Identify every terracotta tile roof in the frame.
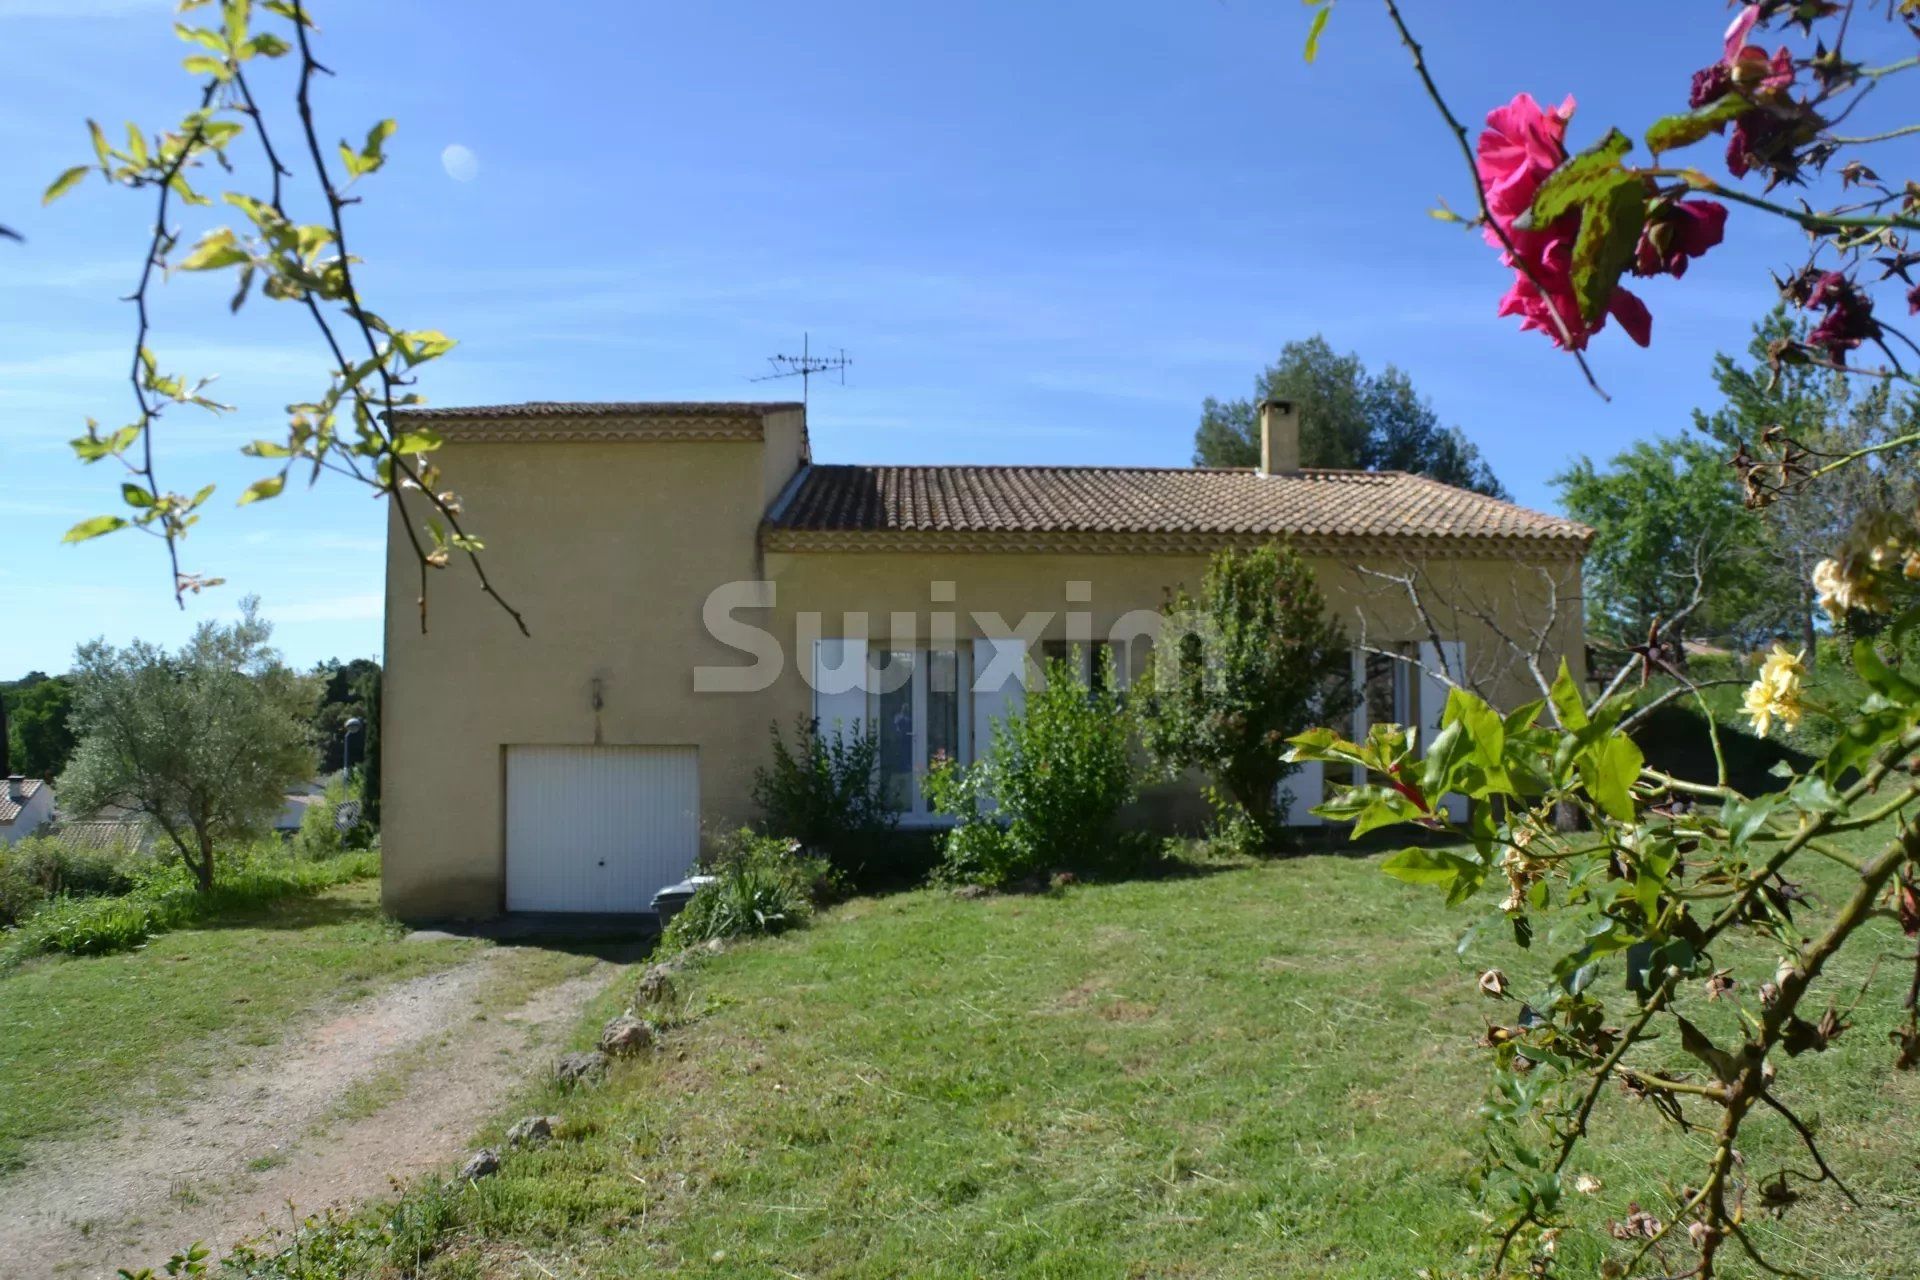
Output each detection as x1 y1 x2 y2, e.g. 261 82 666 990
765 464 1589 548
392 401 802 421
0 779 46 825
47 819 156 854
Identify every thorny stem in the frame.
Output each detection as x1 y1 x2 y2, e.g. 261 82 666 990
1378 0 1609 400
1493 726 1920 1276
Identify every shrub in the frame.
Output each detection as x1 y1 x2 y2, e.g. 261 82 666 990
662 828 822 948
290 775 374 861
4 835 139 898
0 842 378 968
751 717 897 875
0 836 141 927
0 863 47 930
1138 542 1353 852
927 653 1138 887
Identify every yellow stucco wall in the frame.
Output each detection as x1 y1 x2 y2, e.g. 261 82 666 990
382 422 1583 919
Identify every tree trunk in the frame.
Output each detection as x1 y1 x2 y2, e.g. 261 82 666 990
1229 769 1289 855
192 823 216 892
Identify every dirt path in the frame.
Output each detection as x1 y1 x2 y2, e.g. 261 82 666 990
0 944 628 1279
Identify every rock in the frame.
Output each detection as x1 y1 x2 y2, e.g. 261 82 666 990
458 1147 500 1181
635 965 679 1008
506 1114 562 1148
702 938 726 954
600 1013 655 1056
554 1049 608 1086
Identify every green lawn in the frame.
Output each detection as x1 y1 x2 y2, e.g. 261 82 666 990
0 878 479 1174
279 837 1920 1279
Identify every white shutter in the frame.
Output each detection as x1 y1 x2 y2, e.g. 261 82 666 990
971 637 1028 759
1419 640 1468 823
813 638 870 742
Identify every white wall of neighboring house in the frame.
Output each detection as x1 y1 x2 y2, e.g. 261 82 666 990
0 778 55 846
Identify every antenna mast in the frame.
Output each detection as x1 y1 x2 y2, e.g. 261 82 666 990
750 332 851 408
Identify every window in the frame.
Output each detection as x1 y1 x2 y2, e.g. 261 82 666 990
1039 640 1131 695
868 646 971 819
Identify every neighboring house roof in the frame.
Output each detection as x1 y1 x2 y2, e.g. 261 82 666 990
50 819 156 855
762 464 1592 555
0 779 47 825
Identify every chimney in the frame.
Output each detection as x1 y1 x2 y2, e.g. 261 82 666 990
7 776 23 801
1258 398 1299 476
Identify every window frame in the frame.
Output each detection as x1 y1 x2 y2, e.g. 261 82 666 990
867 642 973 824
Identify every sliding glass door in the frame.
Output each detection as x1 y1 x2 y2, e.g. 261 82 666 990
871 647 970 821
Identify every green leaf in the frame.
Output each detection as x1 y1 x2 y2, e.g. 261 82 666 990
87 118 111 167
120 482 154 508
1421 719 1471 799
1302 4 1331 62
63 515 129 543
1644 96 1747 155
1719 794 1780 850
1568 170 1646 326
393 328 455 366
1549 657 1588 730
238 474 286 505
181 53 230 78
1446 687 1508 785
176 228 249 271
1823 705 1907 784
1502 699 1546 736
42 165 89 205
243 32 290 57
1578 733 1643 823
389 429 444 455
1528 128 1633 227
174 21 228 54
1381 846 1477 888
242 438 293 458
1853 638 1920 708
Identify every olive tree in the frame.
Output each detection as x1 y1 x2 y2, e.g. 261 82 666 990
1139 542 1354 851
60 598 315 890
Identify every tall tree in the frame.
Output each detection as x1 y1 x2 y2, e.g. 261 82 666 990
311 656 380 774
1192 336 1508 497
60 599 315 891
1693 310 1920 658
1554 436 1762 649
3 675 79 781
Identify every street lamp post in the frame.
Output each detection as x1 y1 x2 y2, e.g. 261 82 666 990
343 716 365 781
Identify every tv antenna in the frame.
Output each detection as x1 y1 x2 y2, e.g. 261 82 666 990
751 332 851 408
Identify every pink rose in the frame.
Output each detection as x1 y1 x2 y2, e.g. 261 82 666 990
1476 93 1652 351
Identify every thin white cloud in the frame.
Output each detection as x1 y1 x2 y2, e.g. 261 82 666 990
269 593 383 624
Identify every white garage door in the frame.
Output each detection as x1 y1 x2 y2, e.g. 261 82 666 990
505 745 699 913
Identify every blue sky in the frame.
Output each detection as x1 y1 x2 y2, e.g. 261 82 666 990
4 0 1907 676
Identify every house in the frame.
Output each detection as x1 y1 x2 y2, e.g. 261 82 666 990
0 776 55 846
275 781 328 836
381 399 1589 919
